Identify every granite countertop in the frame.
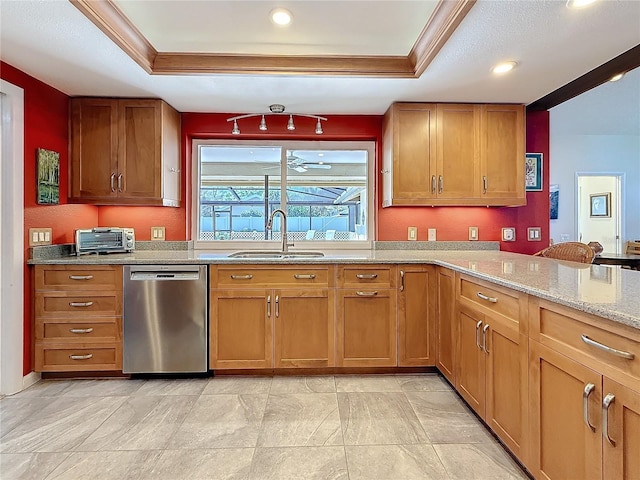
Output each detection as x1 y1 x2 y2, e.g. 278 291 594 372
28 246 640 331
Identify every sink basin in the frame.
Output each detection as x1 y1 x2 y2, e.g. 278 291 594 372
228 250 325 259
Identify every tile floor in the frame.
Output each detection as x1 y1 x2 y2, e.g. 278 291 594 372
0 374 529 479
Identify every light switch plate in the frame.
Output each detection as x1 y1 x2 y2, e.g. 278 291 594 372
469 227 478 241
151 226 166 241
428 228 437 241
29 228 53 247
407 226 418 241
502 227 516 242
528 227 542 241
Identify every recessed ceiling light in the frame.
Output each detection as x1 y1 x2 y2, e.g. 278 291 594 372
566 0 597 8
492 61 518 75
270 8 293 26
609 72 625 82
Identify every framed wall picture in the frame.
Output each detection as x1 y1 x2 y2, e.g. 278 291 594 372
590 192 611 217
549 184 559 219
36 148 60 205
525 153 543 191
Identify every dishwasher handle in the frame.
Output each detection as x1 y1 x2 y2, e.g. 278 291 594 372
130 271 201 281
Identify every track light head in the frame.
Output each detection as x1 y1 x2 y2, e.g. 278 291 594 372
231 120 240 135
287 115 296 131
259 115 268 131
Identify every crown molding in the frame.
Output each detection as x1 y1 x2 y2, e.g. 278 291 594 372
70 0 474 78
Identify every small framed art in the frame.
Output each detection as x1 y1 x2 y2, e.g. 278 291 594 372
590 192 611 217
525 153 543 192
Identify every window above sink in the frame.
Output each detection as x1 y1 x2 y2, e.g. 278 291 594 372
192 140 374 250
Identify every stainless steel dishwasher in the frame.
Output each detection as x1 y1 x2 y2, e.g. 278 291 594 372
123 265 208 373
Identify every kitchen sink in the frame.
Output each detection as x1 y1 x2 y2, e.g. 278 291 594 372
228 250 325 259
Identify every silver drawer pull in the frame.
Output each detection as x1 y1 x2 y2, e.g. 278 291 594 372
69 354 93 360
581 335 635 360
475 321 483 350
477 292 498 303
230 274 253 280
583 383 596 432
482 324 490 353
69 328 94 334
69 275 94 281
294 274 316 279
356 291 378 297
69 301 94 307
603 393 616 446
356 274 378 279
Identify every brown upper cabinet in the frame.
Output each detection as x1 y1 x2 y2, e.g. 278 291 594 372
382 102 525 207
69 98 181 206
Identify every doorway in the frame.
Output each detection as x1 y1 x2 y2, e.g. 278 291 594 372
576 173 623 254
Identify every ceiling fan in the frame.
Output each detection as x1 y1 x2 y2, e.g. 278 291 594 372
263 153 332 173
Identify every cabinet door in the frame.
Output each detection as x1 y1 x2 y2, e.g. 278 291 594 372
398 266 435 366
436 267 456 383
603 378 640 480
274 289 334 368
210 290 272 369
480 105 525 203
118 100 162 200
529 340 602 480
436 104 480 200
456 306 486 415
70 98 118 200
337 289 397 367
485 318 528 460
386 104 437 204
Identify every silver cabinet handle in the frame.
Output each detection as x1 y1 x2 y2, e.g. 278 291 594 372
356 291 378 297
475 321 483 350
581 335 635 360
110 173 116 192
356 274 378 279
477 292 498 303
438 175 443 193
275 295 279 318
399 270 405 292
69 275 94 281
69 328 94 334
431 175 437 194
69 354 93 360
482 324 490 353
230 274 253 280
293 274 316 279
603 393 616 446
117 173 123 192
483 176 488 194
69 301 93 307
583 383 596 432
266 295 271 318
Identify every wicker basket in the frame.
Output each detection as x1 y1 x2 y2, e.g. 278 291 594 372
533 242 595 264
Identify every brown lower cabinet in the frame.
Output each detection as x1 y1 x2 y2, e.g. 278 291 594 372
435 266 456 383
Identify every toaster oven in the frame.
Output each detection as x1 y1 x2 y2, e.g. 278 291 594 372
75 227 135 255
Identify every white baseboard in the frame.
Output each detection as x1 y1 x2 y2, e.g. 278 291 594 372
22 371 41 390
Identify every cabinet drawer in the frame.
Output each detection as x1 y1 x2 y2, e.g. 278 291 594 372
535 300 640 387
37 319 120 342
337 265 395 288
35 265 122 291
35 292 121 317
458 274 522 323
212 266 331 288
35 345 120 372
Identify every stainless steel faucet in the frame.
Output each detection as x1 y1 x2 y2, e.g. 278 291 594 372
266 209 293 254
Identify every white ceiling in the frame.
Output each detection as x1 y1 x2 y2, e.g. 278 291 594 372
1 0 639 121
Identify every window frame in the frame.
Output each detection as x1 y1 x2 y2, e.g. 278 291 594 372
191 139 375 250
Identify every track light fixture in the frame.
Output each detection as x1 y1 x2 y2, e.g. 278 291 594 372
227 104 327 135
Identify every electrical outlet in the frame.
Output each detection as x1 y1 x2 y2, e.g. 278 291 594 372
151 226 166 241
428 228 437 241
407 226 418 241
560 234 570 242
528 227 542 241
28 228 53 247
502 227 516 242
469 227 479 241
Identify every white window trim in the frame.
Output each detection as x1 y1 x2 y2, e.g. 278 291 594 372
191 139 375 250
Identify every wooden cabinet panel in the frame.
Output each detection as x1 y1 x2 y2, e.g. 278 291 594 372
37 345 120 372
529 340 602 480
69 97 180 206
36 265 122 291
603 378 640 480
459 275 522 324
274 289 334 368
456 306 486 414
337 288 397 367
436 267 456 383
36 292 120 318
436 104 480 199
38 319 120 342
210 290 272 369
214 266 331 288
337 265 395 288
398 266 435 366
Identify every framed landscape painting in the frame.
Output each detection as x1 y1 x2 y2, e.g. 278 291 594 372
525 153 543 191
37 148 60 204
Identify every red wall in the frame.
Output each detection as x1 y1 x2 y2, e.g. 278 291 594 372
1 62 98 374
